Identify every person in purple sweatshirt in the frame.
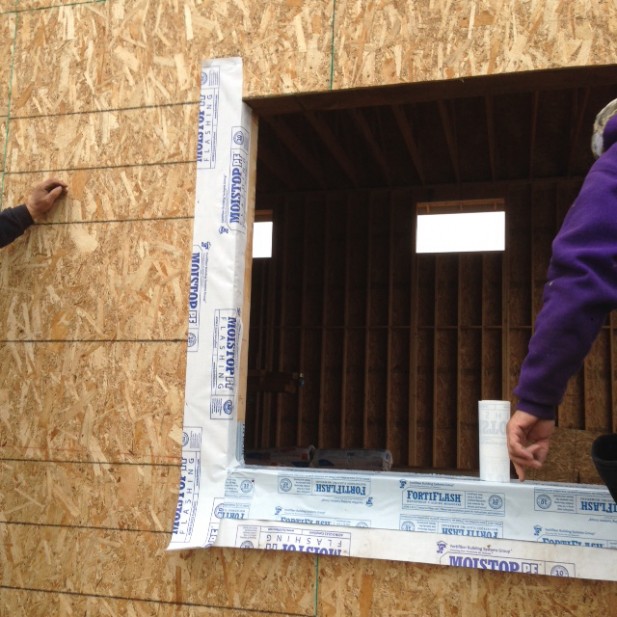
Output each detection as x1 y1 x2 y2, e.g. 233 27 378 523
0 177 68 248
507 99 617 501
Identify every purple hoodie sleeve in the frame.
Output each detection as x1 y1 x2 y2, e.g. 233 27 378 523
514 131 617 419
0 204 34 248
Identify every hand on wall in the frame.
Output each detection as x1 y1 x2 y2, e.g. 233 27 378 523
26 178 68 221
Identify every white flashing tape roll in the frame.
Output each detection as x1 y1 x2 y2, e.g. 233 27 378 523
478 400 511 483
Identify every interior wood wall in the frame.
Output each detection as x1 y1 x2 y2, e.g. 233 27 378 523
246 182 615 479
1 1 616 616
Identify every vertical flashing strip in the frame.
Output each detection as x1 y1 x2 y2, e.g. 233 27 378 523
169 57 252 550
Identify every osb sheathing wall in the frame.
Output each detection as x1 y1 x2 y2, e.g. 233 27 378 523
0 1 615 616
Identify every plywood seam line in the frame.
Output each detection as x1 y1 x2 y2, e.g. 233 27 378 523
329 0 336 90
0 9 18 210
0 457 178 466
0 0 106 16
9 99 198 121
1 446 181 463
6 161 197 176
0 584 313 616
1 437 181 462
1 338 186 343
12 215 194 225
0 215 194 233
1 520 172 535
314 555 319 617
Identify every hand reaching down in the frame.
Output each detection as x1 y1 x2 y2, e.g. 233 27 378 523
506 409 555 481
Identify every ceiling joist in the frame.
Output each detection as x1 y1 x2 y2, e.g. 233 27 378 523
392 105 426 185
304 111 360 188
350 108 392 186
253 67 617 196
437 100 460 184
261 116 328 190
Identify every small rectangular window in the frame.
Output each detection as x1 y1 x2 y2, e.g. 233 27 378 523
416 199 505 254
253 210 273 258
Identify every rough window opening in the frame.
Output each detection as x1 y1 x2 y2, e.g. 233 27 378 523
244 66 617 480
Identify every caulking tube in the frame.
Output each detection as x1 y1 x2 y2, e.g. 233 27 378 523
478 400 511 482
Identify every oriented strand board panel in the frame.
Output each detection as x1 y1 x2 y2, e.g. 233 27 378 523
0 222 190 341
0 342 184 463
2 164 196 222
0 461 177 531
6 0 615 109
5 106 197 171
332 0 617 89
0 526 317 615
10 0 333 116
0 590 305 617
317 555 617 617
527 428 604 485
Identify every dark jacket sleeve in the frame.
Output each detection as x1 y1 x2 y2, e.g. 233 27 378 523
514 145 617 420
0 204 34 248
592 434 617 503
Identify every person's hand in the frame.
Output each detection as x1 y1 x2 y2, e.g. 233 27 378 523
506 409 555 481
25 178 68 221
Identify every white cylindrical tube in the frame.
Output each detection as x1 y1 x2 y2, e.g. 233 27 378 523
478 400 511 482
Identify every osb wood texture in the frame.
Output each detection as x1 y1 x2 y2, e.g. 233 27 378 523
0 342 184 463
4 0 616 115
0 2 616 617
3 165 196 222
332 0 615 89
527 428 605 485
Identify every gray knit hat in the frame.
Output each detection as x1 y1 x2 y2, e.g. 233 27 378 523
592 98 617 158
